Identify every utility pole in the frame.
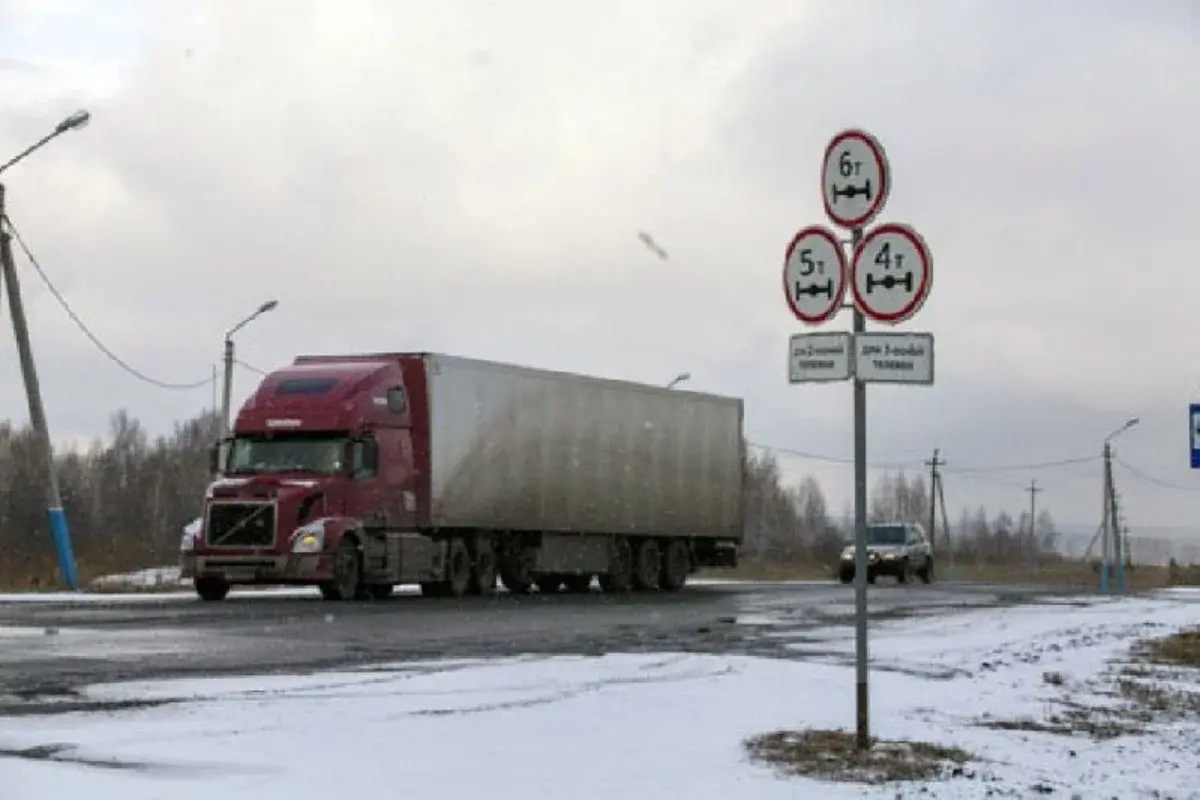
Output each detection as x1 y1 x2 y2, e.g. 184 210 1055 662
925 448 945 560
1099 418 1138 594
1026 479 1041 576
0 186 78 590
0 110 90 591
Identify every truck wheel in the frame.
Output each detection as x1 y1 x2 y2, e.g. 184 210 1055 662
599 537 633 593
320 538 362 601
918 559 933 584
444 537 472 598
469 536 497 596
194 577 229 602
563 574 592 593
499 545 535 594
660 540 690 591
632 539 661 591
897 560 910 584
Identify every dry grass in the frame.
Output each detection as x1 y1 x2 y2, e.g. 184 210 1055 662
980 627 1200 740
1137 627 1200 667
703 558 1200 589
0 548 175 593
744 729 972 785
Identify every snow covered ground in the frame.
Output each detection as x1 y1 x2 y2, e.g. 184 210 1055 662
1 592 1197 799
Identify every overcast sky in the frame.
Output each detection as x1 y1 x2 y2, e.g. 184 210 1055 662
0 0 1198 536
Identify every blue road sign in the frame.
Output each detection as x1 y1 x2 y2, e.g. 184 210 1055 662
1191 404 1200 468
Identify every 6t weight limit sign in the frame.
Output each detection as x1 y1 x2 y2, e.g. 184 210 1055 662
822 129 891 230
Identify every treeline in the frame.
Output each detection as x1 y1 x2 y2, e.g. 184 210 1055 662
743 451 1059 565
0 411 1059 587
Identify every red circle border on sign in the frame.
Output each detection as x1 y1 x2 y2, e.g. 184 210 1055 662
782 224 848 325
849 223 933 324
821 129 891 230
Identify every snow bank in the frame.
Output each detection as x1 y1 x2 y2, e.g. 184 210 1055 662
1 594 1197 798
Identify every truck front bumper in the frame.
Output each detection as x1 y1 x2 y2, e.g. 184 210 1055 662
180 553 335 585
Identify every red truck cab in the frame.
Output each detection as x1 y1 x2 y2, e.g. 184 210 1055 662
180 355 430 601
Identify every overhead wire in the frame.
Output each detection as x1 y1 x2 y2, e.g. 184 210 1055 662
2 214 272 390
749 440 1102 477
1113 453 1200 493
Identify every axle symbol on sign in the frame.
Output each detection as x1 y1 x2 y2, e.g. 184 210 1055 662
830 180 873 204
795 280 834 298
865 272 913 293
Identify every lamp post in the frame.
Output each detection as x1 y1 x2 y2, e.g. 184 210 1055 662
217 300 278 474
666 372 691 390
1101 416 1138 593
0 109 92 590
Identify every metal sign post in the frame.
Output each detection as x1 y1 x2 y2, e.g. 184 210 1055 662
783 129 935 750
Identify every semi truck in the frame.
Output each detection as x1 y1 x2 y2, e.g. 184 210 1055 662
179 352 745 601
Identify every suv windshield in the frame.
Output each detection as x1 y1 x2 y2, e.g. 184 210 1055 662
227 434 348 475
866 524 907 546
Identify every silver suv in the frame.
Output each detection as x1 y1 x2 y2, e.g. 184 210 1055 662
838 521 934 585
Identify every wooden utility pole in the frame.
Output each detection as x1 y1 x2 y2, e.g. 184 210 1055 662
1026 479 1042 575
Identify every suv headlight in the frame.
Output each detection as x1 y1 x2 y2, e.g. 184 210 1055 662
291 520 326 554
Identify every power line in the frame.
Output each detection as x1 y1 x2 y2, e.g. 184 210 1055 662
3 214 213 390
1113 453 1200 492
750 440 1101 476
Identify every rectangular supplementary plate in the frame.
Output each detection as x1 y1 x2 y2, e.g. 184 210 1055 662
853 331 934 385
789 332 852 383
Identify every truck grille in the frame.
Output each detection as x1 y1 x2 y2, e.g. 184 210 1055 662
204 502 277 549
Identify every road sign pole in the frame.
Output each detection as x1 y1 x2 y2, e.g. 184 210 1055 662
851 225 870 751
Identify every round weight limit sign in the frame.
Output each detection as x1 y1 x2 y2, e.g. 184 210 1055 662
850 223 933 324
783 225 847 325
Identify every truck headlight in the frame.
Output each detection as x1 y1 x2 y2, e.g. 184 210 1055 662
180 518 202 553
291 521 325 554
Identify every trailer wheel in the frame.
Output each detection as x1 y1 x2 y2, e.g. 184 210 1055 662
632 539 662 591
660 540 691 591
536 575 563 594
499 544 535 594
599 537 633 593
469 536 497 596
320 538 363 601
444 537 472 598
366 584 394 600
563 574 593 593
194 577 229 602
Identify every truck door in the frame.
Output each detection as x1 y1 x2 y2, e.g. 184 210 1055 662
349 437 385 526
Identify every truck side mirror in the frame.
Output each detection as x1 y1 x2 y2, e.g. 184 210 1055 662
208 442 219 474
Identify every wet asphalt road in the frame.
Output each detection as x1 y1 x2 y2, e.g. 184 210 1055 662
0 580 1088 714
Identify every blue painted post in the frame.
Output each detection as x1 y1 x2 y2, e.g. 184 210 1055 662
0 184 79 590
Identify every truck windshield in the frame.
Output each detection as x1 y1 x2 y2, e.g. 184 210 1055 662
866 525 907 546
227 435 348 475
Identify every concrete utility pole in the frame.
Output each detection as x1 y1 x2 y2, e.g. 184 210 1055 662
0 109 91 591
217 300 278 474
1100 417 1138 593
925 448 944 555
1026 479 1041 575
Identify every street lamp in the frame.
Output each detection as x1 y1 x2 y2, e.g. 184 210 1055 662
0 109 92 590
217 300 278 473
1100 416 1139 594
666 372 691 390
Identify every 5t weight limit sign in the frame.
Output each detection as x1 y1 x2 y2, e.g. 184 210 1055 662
782 225 847 325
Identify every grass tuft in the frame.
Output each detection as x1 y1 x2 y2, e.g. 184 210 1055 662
744 728 972 785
